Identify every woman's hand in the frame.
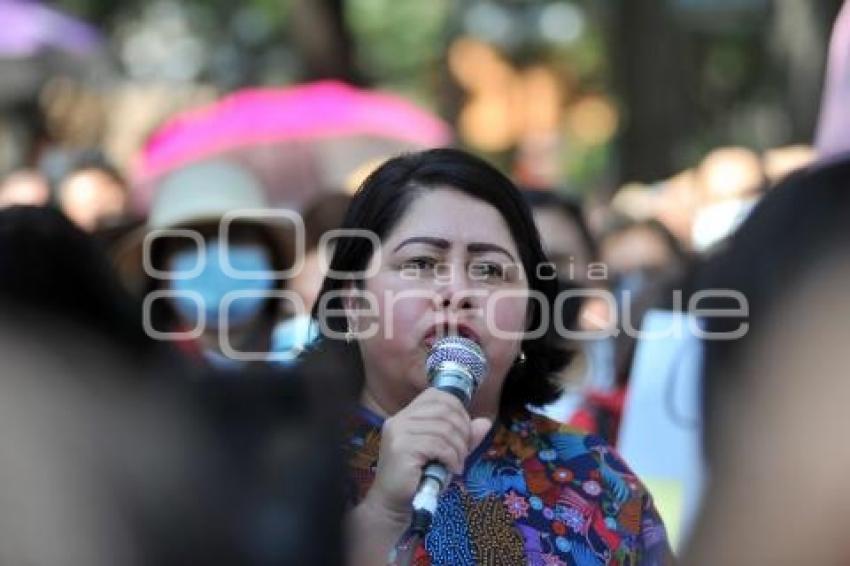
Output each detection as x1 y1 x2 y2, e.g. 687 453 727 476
348 389 492 565
365 388 493 518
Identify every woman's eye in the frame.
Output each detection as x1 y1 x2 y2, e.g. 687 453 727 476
469 262 505 280
400 257 437 272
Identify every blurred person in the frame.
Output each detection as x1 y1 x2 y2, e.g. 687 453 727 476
601 218 688 280
567 219 693 443
653 169 700 251
687 255 850 566
668 5 850 560
609 183 658 224
289 192 352 310
57 152 130 233
114 161 294 369
692 3 850 515
0 168 50 207
270 192 351 364
522 189 598 286
692 0 850 522
695 159 850 460
566 270 694 444
696 0 850 447
522 189 613 424
685 153 850 564
521 190 602 333
691 146 766 252
762 145 815 186
302 149 673 565
0 303 347 566
0 205 154 357
598 218 690 341
0 311 202 566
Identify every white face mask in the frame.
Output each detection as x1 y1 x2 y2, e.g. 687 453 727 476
691 197 759 252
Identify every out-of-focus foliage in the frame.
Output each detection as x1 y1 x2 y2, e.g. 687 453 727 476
32 0 848 191
346 0 450 92
56 0 296 88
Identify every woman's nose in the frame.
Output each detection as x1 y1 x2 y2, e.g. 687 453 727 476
435 265 476 310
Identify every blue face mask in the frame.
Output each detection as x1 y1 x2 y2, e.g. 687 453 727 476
169 239 275 330
269 314 319 365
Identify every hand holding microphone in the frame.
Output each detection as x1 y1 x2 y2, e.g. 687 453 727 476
410 336 488 532
364 336 491 531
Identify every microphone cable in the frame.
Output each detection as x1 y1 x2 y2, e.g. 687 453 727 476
387 526 423 566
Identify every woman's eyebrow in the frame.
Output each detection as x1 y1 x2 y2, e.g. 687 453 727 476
393 236 450 252
467 242 516 262
392 237 517 262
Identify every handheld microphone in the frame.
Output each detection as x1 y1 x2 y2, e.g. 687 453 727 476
409 335 487 533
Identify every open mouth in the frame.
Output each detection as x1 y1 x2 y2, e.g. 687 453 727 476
423 322 480 349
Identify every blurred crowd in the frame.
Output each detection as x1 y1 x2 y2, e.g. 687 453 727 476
2 0 850 564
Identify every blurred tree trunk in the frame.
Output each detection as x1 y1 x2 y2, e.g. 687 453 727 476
610 0 692 185
289 0 365 86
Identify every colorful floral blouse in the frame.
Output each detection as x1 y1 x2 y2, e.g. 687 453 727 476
345 406 673 566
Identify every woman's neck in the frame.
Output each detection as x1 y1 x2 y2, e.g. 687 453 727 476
358 386 394 419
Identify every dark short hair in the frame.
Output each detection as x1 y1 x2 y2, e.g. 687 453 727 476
697 156 850 463
307 148 571 419
0 205 151 354
522 188 598 263
302 192 352 252
601 217 689 269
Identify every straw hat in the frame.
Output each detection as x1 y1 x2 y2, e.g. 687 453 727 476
113 160 296 295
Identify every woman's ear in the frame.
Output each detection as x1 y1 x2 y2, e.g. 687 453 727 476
341 281 362 331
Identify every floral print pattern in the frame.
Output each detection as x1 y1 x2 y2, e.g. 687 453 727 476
345 406 674 565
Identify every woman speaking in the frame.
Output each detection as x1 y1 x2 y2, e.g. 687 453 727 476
305 149 672 565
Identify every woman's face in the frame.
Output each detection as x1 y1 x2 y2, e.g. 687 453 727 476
532 206 591 284
348 187 529 419
163 224 276 338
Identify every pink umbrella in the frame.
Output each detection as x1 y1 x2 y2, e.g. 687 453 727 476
132 81 453 212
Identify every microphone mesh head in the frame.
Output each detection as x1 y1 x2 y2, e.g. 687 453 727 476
426 336 488 387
